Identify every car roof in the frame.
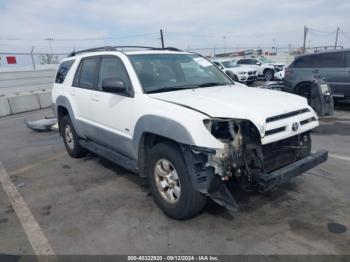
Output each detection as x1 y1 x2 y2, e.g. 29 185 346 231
297 48 350 58
60 50 193 63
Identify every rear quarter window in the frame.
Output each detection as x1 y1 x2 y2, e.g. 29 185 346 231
55 60 75 84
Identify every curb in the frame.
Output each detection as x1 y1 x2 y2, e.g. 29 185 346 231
0 97 11 117
0 91 52 116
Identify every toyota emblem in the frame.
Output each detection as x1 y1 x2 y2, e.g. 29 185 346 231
292 122 299 132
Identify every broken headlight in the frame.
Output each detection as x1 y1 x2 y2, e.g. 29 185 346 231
203 119 239 141
204 118 264 142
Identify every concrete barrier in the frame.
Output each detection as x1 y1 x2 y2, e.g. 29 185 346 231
0 97 11 117
8 94 41 114
37 92 52 108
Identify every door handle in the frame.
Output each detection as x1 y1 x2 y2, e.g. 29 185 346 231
312 69 319 73
69 91 75 96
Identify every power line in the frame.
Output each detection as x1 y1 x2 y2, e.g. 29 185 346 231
165 30 300 39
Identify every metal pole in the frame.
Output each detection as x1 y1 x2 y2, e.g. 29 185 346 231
223 36 226 55
45 38 53 55
160 29 164 49
335 27 339 49
303 26 308 54
30 45 36 71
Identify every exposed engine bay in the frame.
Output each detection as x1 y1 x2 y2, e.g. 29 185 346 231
203 119 312 192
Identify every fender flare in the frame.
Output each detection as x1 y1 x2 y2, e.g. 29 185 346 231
55 96 83 137
133 115 195 151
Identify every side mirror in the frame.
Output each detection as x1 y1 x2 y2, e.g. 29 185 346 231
256 62 262 66
102 78 127 93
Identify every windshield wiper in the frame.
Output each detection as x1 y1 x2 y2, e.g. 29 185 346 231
196 82 228 87
147 86 195 94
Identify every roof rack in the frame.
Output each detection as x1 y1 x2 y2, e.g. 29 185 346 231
68 46 182 57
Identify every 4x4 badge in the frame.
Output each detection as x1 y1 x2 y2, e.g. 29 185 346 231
292 122 299 131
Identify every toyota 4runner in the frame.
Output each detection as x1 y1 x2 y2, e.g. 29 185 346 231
52 46 328 219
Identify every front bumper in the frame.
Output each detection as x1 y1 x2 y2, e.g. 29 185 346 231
247 75 258 82
257 150 328 192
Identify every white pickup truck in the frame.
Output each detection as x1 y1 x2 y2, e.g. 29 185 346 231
52 46 327 219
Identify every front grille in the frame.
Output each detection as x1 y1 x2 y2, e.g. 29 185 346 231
266 108 310 123
262 132 311 173
265 126 286 136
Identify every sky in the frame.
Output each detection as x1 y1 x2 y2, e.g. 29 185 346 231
0 0 350 54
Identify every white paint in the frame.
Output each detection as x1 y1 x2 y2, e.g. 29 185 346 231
0 162 56 257
329 154 350 162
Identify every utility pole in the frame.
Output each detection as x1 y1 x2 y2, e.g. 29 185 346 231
30 45 36 71
335 26 340 49
303 26 308 54
223 36 226 54
160 29 164 48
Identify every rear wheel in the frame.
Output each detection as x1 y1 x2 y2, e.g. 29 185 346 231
61 115 88 158
147 143 207 219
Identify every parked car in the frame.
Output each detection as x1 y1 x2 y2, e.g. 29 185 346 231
210 57 257 84
52 46 327 219
284 49 350 102
237 56 285 81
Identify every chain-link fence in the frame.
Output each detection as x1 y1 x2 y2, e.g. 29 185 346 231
0 52 68 72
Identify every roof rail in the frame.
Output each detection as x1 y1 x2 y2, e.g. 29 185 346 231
68 46 182 57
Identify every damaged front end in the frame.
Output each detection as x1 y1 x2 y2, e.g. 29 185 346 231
182 118 328 212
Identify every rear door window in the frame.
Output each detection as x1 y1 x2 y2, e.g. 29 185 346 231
55 60 74 83
237 59 249 65
313 52 344 68
73 57 99 89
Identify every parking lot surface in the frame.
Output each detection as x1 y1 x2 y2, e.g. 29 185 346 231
0 106 350 255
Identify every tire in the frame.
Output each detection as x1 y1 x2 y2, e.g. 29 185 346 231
264 69 274 81
61 115 88 158
147 142 207 219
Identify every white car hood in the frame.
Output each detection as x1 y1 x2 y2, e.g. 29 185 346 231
149 85 309 130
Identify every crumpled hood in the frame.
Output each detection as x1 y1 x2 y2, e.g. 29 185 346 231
149 85 309 130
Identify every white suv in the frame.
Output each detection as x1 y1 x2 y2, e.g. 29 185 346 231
52 46 327 219
210 57 258 84
237 56 285 81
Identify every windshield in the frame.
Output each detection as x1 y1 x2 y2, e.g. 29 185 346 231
128 53 233 93
258 57 274 63
221 60 239 68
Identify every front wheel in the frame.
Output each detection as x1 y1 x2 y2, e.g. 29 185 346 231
264 69 274 81
147 143 207 219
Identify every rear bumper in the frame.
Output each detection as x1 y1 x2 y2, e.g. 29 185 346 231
257 150 328 192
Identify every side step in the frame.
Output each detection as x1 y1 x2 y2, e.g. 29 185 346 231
79 139 138 173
